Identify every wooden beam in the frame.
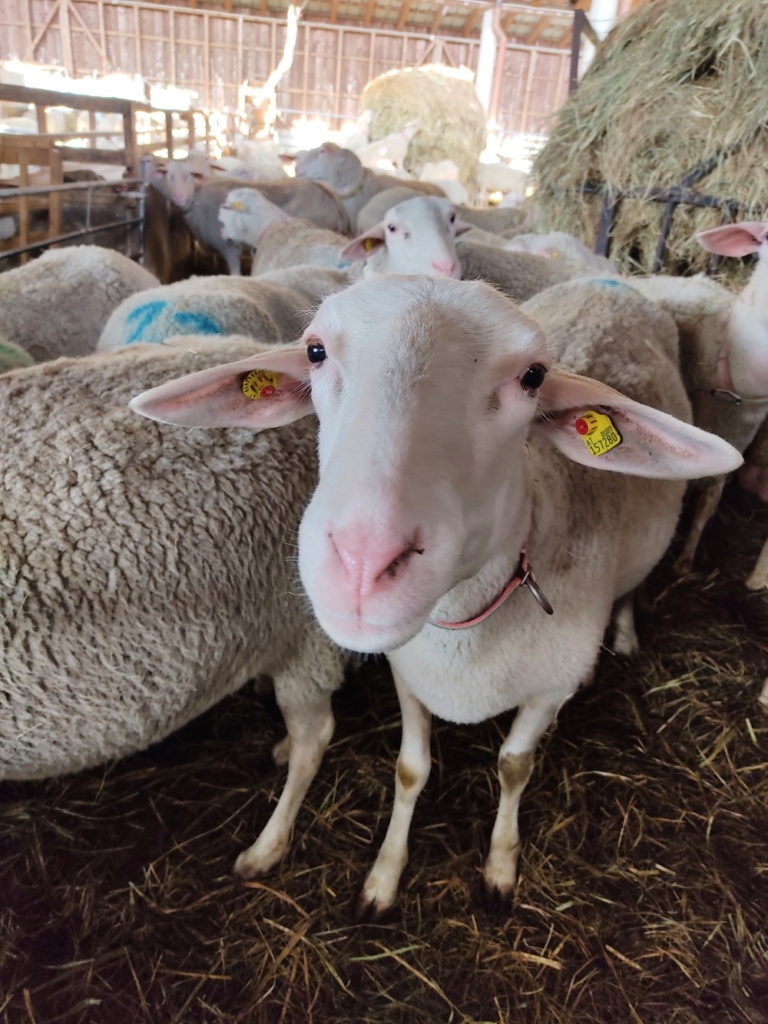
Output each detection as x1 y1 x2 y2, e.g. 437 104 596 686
462 8 483 37
260 0 268 14
396 0 413 31
430 5 445 35
525 14 552 46
329 0 339 24
501 12 516 34
363 0 377 28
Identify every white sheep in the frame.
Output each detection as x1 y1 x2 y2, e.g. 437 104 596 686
294 142 445 228
354 119 420 173
219 187 351 274
130 275 741 910
97 268 349 351
503 230 619 275
0 336 348 876
0 246 159 362
625 220 768 573
457 239 578 302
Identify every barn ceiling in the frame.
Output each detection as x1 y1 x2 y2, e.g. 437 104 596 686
174 0 589 50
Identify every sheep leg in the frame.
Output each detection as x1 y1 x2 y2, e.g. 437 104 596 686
233 690 335 879
358 673 432 919
611 591 639 655
223 244 243 275
746 537 768 590
483 696 562 903
674 477 725 574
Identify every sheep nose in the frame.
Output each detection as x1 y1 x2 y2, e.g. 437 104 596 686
331 525 422 597
431 258 459 278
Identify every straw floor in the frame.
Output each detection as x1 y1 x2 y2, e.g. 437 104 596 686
2 483 767 1024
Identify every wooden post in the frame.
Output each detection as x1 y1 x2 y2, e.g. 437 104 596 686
48 149 63 245
59 0 75 76
124 104 139 177
165 110 174 159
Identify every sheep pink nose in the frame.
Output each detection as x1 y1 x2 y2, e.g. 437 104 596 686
331 525 421 598
431 258 459 278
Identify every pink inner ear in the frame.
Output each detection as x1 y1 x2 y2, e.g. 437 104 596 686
697 222 768 257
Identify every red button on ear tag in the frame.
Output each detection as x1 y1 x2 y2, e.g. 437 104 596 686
575 417 590 436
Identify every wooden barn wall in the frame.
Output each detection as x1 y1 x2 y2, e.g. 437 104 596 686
1 0 572 138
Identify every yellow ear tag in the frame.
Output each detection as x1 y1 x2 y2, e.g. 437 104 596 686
363 237 377 252
575 410 622 456
233 200 244 210
242 369 281 400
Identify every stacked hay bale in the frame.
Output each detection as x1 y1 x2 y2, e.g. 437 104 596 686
362 64 487 199
532 0 767 283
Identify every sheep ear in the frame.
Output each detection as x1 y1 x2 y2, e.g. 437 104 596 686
454 218 473 236
339 226 386 262
129 345 314 429
530 367 742 479
696 221 768 257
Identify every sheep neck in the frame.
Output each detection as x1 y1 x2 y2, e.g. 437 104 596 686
429 549 553 630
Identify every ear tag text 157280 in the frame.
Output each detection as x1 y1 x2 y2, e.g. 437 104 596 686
575 410 622 456
242 369 281 400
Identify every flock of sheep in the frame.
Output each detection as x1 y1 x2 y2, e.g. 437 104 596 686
1 133 766 915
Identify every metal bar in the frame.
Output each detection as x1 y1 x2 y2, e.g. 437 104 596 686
0 217 144 261
0 179 141 199
652 200 677 273
594 192 618 257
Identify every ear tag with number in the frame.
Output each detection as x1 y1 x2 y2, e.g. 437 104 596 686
242 369 281 400
363 237 377 252
575 410 622 456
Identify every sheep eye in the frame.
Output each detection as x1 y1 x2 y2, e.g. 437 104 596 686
521 363 547 390
387 223 397 233
449 212 456 223
307 341 327 364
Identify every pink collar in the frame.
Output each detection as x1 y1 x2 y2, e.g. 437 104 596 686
430 550 553 631
710 352 767 407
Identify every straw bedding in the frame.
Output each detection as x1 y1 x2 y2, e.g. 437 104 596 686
532 0 768 282
1 481 767 1023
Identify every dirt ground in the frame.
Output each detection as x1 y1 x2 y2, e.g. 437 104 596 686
2 479 767 1024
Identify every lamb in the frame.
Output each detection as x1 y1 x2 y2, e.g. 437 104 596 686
0 336 348 876
624 220 768 573
0 245 159 361
294 142 445 227
150 165 351 273
97 268 349 350
457 239 578 302
130 275 741 911
354 118 420 173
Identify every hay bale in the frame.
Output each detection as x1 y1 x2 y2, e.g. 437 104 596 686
532 0 768 284
362 64 487 196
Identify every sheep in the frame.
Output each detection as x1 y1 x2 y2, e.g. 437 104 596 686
338 195 472 279
475 160 529 205
219 187 351 275
294 142 445 228
130 275 741 910
354 118 420 173
624 220 768 573
0 337 34 372
356 186 533 236
150 165 351 273
97 268 349 351
0 335 348 876
504 230 619 274
457 239 578 302
219 189 472 280
0 245 159 362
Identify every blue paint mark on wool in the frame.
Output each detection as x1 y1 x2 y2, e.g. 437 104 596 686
124 300 169 344
172 311 223 334
590 278 622 288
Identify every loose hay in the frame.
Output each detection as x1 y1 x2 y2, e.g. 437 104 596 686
532 0 768 283
1 483 767 1023
362 65 487 196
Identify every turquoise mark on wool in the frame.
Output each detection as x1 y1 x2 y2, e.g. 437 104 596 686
172 311 223 334
124 300 169 344
591 278 622 288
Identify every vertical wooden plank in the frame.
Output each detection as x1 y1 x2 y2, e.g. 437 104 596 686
24 0 34 57
49 149 63 245
519 49 536 134
134 5 143 77
302 23 310 117
98 0 108 73
165 110 174 158
18 150 30 266
237 15 243 94
124 103 139 177
170 9 177 87
204 12 210 107
334 27 343 122
36 105 47 132
59 0 75 75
